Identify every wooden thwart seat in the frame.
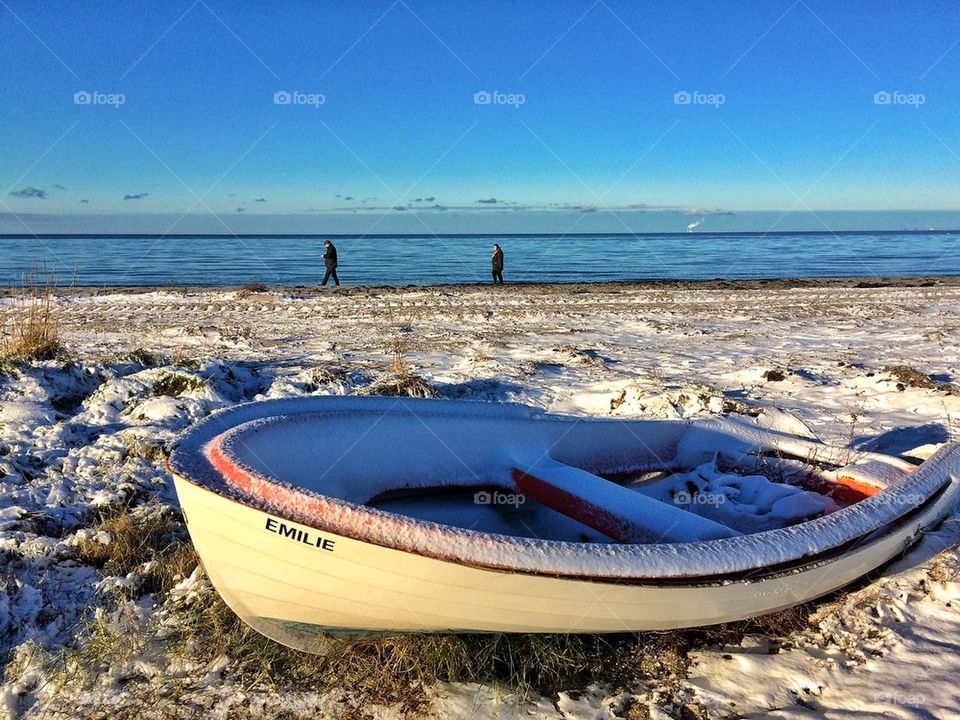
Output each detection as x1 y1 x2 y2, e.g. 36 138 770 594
512 461 739 544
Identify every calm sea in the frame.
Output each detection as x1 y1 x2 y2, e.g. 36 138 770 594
1 232 957 286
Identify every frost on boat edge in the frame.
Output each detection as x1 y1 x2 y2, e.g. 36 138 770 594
169 396 960 581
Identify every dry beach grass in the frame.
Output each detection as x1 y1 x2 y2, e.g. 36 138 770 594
0 268 62 362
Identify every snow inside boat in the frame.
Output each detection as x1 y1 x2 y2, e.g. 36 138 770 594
168 396 960 649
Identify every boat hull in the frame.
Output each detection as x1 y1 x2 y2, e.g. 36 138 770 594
172 468 957 646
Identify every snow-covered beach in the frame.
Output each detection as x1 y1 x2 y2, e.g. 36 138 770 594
2 277 959 719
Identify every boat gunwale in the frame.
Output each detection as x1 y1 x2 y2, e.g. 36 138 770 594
171 468 954 589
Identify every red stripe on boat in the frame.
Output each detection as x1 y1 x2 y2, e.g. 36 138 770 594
512 468 640 543
207 435 336 524
206 434 465 560
832 475 884 503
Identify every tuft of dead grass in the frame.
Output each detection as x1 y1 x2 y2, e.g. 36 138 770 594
0 357 19 378
171 347 201 369
699 603 816 650
358 296 437 398
359 327 436 398
123 348 162 366
359 366 436 398
152 372 206 397
1 265 63 361
237 282 269 298
307 365 349 387
883 365 958 395
75 504 197 596
762 368 786 382
123 434 168 463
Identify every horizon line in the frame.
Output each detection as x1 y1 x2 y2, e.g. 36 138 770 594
2 229 959 240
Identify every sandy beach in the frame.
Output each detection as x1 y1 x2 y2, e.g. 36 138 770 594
2 279 959 718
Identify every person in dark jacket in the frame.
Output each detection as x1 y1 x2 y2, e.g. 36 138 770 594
491 243 504 285
321 240 340 286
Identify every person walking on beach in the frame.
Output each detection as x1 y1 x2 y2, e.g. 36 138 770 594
491 243 504 285
321 240 340 286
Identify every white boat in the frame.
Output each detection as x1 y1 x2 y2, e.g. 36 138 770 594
168 396 960 652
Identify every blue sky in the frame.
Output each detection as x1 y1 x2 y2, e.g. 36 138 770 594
2 1 960 234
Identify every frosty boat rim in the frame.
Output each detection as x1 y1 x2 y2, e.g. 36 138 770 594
169 396 960 582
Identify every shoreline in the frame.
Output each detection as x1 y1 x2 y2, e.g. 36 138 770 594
7 273 960 298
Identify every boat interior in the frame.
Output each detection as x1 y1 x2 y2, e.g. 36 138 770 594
203 399 907 545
